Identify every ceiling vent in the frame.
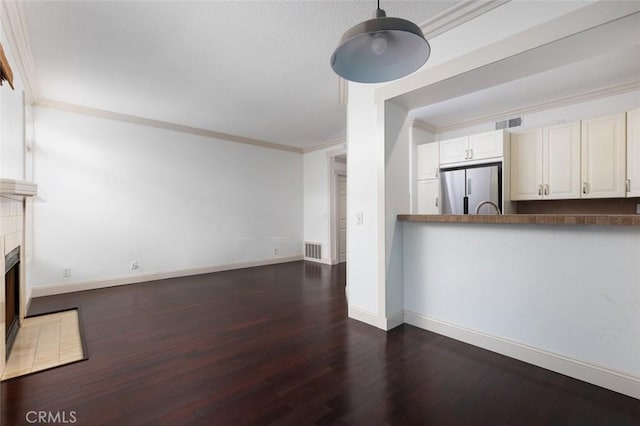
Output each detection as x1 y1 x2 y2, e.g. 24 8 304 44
495 117 522 130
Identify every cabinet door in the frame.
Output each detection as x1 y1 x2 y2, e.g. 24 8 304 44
416 143 439 180
439 137 469 164
469 130 504 161
627 107 640 197
417 179 440 214
543 122 581 199
581 113 626 198
510 129 543 200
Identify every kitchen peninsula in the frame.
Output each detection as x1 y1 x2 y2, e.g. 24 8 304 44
397 211 640 399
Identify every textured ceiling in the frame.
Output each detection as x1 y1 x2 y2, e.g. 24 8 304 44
23 0 459 150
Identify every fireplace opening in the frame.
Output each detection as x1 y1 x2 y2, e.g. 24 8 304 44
5 246 20 358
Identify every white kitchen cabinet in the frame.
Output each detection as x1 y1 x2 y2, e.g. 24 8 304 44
543 122 581 199
581 113 626 198
510 122 581 200
416 143 439 180
627 107 640 197
439 130 505 165
417 179 440 214
439 137 468 164
510 129 543 200
469 130 505 161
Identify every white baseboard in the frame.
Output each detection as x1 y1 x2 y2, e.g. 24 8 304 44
30 255 304 298
385 311 404 330
304 257 338 265
348 305 384 329
404 310 640 400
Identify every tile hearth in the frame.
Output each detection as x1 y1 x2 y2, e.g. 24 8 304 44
2 310 85 380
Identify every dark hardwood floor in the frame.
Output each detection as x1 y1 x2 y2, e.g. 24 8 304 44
2 261 639 425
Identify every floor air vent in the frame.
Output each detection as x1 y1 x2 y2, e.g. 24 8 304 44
304 242 322 260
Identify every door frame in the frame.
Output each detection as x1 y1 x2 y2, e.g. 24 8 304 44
326 148 346 265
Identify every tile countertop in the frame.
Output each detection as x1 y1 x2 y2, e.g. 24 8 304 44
397 214 640 226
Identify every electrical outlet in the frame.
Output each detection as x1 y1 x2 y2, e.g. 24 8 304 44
130 261 140 271
273 248 279 255
63 268 71 278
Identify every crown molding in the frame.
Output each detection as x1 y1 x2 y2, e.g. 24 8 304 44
302 137 346 154
410 120 437 133
420 0 510 39
35 99 304 154
432 80 640 134
0 0 40 103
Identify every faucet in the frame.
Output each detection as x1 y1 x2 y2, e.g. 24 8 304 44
475 200 501 215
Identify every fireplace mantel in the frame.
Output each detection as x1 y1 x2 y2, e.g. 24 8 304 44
0 179 38 197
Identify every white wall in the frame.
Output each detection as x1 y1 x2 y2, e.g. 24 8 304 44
302 144 345 264
435 90 640 140
346 83 385 320
30 107 303 288
403 222 640 392
384 101 410 324
0 22 25 180
346 1 596 327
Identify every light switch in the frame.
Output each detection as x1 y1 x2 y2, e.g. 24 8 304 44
356 211 363 225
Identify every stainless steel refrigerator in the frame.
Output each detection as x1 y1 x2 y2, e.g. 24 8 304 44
440 162 502 214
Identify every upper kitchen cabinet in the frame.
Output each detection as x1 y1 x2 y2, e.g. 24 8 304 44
543 122 581 199
510 128 543 200
627 107 640 197
439 136 469 164
511 122 581 201
581 113 626 198
439 130 506 165
416 143 439 180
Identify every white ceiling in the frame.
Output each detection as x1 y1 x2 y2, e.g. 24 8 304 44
22 0 459 151
411 44 640 130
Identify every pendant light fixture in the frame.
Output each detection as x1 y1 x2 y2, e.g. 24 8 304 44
330 0 430 84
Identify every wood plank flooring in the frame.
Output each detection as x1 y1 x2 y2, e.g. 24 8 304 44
1 261 639 425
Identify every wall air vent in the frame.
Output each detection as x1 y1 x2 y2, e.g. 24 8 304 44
304 242 322 260
495 117 523 130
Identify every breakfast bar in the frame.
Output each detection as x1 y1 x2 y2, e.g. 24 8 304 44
397 213 640 397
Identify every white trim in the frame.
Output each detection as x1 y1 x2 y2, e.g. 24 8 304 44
433 80 640 134
0 0 40 103
420 0 510 39
35 99 304 154
348 305 384 329
303 257 336 266
385 311 404 331
410 120 437 134
30 256 303 298
404 310 640 400
0 179 38 196
303 137 346 154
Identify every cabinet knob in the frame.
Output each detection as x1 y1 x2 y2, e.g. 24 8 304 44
583 182 588 194
435 197 439 207
627 179 631 192
469 149 473 159
464 149 469 160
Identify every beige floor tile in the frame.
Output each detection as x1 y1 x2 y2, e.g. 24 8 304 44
2 310 84 381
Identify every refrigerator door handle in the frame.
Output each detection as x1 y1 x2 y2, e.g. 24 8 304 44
467 178 472 195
